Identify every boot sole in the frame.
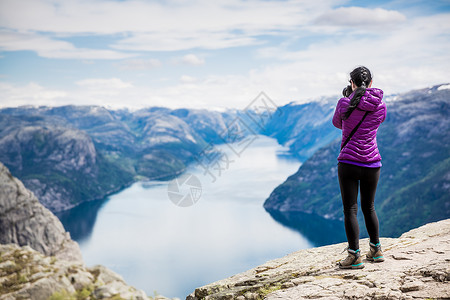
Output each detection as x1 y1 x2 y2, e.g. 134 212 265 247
339 263 365 269
366 256 385 262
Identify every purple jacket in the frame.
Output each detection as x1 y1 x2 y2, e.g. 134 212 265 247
332 88 386 163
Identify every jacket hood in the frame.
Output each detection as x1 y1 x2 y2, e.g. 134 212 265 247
357 88 384 111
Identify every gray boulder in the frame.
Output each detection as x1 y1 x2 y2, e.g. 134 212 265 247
0 243 152 300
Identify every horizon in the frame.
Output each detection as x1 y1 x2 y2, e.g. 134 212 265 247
2 82 448 113
1 0 449 110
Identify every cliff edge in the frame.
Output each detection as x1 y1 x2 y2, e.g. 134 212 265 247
188 219 450 300
0 162 82 262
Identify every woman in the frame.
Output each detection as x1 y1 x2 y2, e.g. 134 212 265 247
332 66 387 269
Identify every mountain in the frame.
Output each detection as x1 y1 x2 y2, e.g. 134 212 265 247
0 99 336 212
0 106 245 212
264 84 450 237
187 219 450 299
0 112 134 212
264 96 340 161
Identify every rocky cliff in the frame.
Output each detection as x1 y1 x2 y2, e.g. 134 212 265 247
187 218 450 300
0 162 173 300
0 162 82 261
0 244 152 300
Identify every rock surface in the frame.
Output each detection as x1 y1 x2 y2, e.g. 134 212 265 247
0 243 155 300
187 219 450 299
0 162 82 262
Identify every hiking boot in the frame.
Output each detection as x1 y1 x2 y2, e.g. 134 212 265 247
366 242 385 262
339 248 364 269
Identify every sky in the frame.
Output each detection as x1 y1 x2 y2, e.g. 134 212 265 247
0 0 449 110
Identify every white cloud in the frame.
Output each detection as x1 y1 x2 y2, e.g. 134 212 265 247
76 78 133 89
180 75 198 83
118 59 162 70
0 0 336 53
0 82 68 107
315 6 406 27
110 31 262 52
0 79 143 109
0 0 325 34
252 12 450 100
0 0 408 57
0 1 448 110
178 54 205 66
0 30 134 59
1 7 449 110
0 75 262 110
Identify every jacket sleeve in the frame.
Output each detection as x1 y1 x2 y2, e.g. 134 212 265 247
332 99 343 129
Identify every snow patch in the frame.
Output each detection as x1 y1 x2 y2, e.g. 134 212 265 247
437 84 450 91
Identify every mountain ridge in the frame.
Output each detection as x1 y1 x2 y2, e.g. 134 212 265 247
0 106 238 211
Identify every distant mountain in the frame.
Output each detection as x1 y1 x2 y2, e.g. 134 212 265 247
264 84 450 237
1 98 338 212
0 106 243 212
264 96 340 161
0 113 127 212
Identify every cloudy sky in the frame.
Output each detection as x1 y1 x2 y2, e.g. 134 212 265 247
0 0 449 110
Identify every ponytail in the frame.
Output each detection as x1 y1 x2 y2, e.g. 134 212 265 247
344 86 366 119
343 66 372 120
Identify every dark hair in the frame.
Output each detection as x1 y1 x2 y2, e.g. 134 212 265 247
344 66 372 119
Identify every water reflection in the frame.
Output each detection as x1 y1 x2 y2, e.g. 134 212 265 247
56 198 108 243
266 209 346 246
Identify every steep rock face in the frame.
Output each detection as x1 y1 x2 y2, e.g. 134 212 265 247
264 85 450 237
0 162 82 262
187 219 450 300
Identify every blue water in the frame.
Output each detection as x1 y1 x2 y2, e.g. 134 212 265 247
58 135 345 299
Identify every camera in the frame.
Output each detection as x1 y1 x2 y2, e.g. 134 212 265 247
342 85 352 97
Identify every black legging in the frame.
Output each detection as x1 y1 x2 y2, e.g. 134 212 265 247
338 162 380 250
